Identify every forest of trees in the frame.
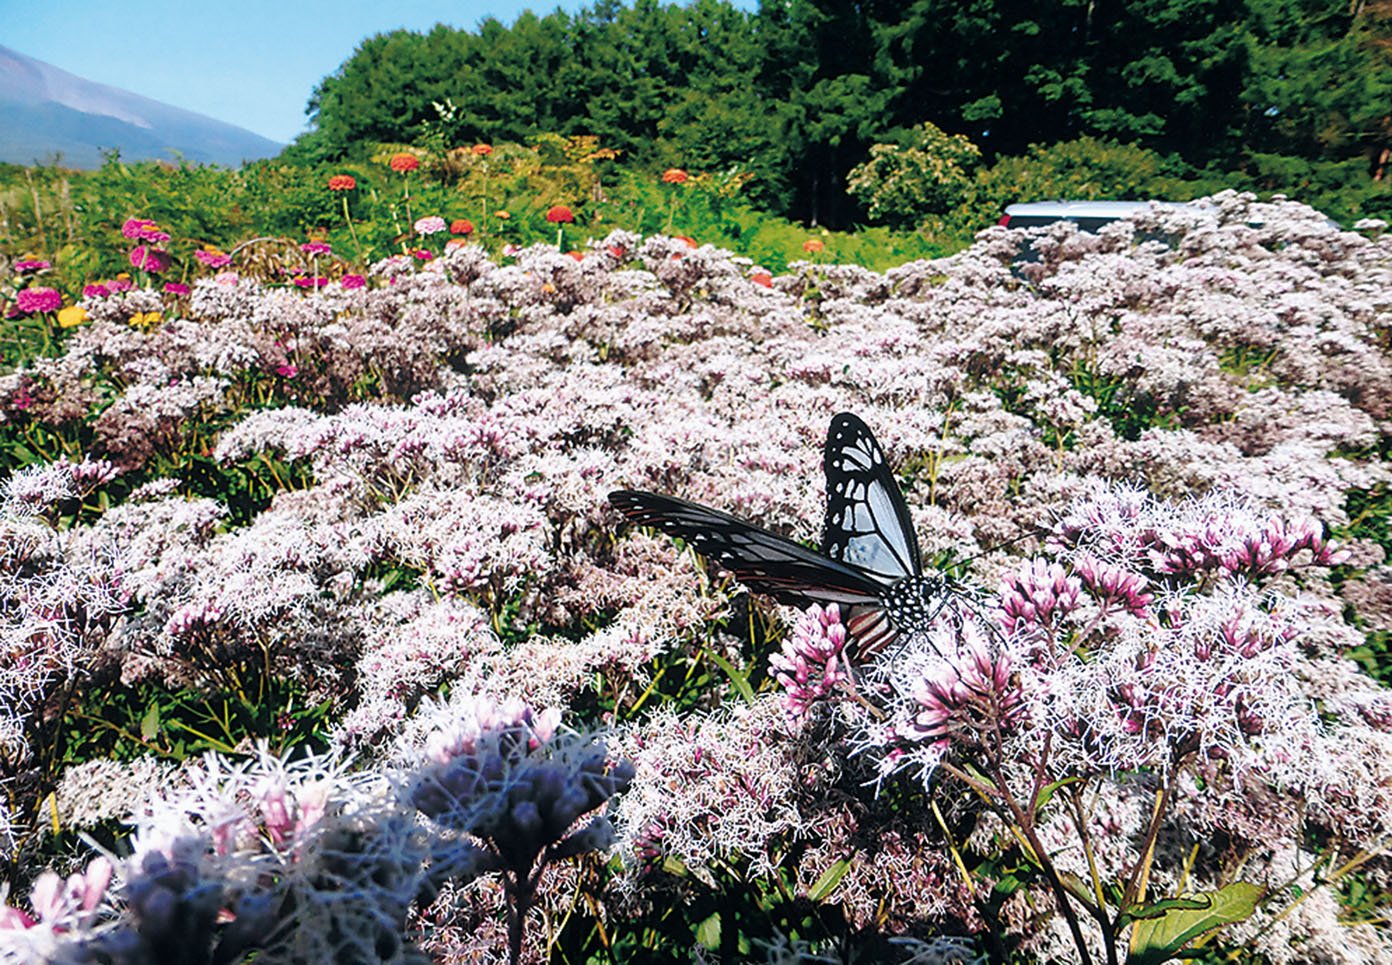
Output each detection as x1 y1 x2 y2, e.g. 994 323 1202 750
288 0 1392 227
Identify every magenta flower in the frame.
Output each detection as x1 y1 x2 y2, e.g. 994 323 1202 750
121 217 156 239
768 603 851 719
193 250 233 268
14 259 50 273
1073 555 1153 616
129 245 171 273
163 282 190 295
14 287 61 314
300 241 332 256
412 249 434 261
107 278 133 293
340 274 366 289
292 276 328 288
82 283 111 299
276 364 298 378
901 640 1024 751
998 558 1083 631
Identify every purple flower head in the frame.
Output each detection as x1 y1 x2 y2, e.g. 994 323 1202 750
768 603 851 719
300 241 332 256
14 259 50 274
998 558 1083 631
107 277 133 292
292 276 328 288
412 249 434 261
900 632 1025 752
82 283 111 299
14 287 61 314
409 696 632 878
163 282 190 296
339 274 366 289
1073 555 1153 617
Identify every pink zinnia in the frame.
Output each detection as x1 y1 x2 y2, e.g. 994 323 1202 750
15 287 61 314
163 282 190 295
194 250 232 268
413 249 434 261
14 259 50 273
300 241 332 256
82 283 111 299
414 216 447 236
276 364 298 378
108 278 133 293
293 276 329 288
129 246 170 272
121 218 156 239
340 274 366 289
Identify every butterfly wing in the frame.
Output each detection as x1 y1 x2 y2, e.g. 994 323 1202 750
609 490 887 608
821 412 924 658
821 412 922 581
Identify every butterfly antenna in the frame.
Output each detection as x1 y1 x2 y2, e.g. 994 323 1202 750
944 524 1052 573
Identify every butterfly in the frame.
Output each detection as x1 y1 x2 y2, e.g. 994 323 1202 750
608 412 957 661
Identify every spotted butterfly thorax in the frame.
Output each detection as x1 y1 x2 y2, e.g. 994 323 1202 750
609 412 958 661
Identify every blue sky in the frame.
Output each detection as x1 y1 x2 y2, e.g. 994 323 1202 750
3 0 755 145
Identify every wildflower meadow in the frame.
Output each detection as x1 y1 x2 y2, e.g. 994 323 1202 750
0 189 1390 964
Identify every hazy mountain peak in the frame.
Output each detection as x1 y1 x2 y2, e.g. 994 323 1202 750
0 45 282 168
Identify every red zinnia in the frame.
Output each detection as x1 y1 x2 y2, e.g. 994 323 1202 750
388 153 420 173
802 238 826 253
450 219 474 235
472 143 493 156
566 250 584 262
545 205 575 224
662 168 689 184
675 235 698 248
751 272 773 288
328 174 357 191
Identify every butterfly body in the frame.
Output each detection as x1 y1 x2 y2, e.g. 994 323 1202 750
610 413 948 661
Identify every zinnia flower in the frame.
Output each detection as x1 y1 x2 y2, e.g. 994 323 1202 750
14 259 50 273
194 249 232 268
163 282 190 295
412 249 434 261
129 245 171 272
121 218 157 239
414 216 447 236
661 168 689 184
388 153 420 173
802 238 826 253
340 274 366 289
471 143 493 156
449 219 474 235
327 174 357 191
300 241 332 256
82 283 110 299
675 235 698 248
546 205 575 224
276 364 298 378
751 271 773 288
292 276 329 288
15 287 61 314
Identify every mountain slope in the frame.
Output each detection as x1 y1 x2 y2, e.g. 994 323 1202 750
0 46 282 168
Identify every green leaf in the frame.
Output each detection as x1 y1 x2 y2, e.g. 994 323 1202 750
1126 882 1264 964
703 649 755 705
808 858 851 902
140 702 161 741
1034 774 1085 811
695 912 721 950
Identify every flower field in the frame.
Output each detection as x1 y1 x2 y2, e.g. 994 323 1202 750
1 192 1391 962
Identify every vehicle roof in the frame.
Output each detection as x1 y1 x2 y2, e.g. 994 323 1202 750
1002 200 1192 217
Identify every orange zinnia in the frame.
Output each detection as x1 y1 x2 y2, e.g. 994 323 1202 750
472 144 493 156
662 168 689 184
802 238 826 253
388 153 420 173
327 174 357 191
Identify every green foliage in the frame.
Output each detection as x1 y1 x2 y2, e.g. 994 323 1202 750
847 122 982 228
975 137 1212 213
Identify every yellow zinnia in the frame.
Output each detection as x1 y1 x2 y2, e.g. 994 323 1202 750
128 311 163 330
56 305 88 328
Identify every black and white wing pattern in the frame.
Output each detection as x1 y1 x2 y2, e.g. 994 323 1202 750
821 412 924 657
608 490 886 609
